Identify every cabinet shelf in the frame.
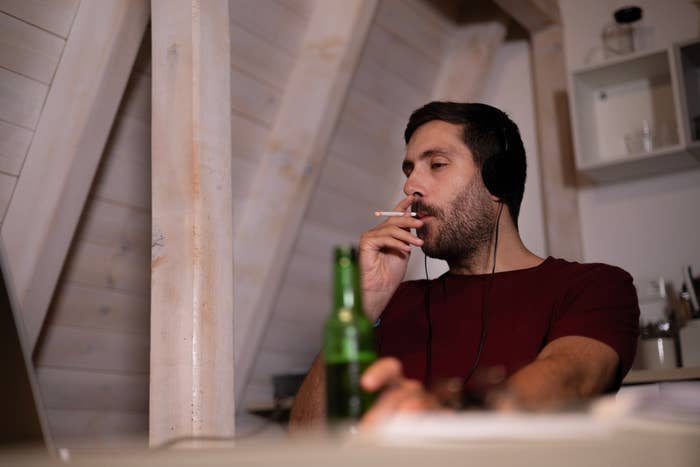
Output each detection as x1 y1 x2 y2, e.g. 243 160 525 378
569 42 700 183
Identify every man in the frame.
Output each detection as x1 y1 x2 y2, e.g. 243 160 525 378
290 102 639 428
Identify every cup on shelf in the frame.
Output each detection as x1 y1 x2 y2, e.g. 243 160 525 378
624 120 677 155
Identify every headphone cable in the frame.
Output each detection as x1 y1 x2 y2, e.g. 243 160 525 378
463 202 504 385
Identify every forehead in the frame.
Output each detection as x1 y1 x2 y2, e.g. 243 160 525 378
405 120 472 161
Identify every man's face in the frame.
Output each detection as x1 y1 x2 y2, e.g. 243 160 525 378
403 120 495 261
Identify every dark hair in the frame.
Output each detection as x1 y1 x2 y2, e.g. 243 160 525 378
404 102 527 226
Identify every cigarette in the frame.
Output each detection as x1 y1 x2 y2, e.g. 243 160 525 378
374 211 417 217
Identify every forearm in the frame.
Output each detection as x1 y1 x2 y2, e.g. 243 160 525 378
502 356 591 408
498 337 618 409
289 355 325 431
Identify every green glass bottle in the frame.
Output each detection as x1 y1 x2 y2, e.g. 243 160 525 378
324 245 377 424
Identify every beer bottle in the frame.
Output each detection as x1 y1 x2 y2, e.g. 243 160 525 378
324 245 376 424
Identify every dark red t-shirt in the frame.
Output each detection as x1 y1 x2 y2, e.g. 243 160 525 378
377 257 640 391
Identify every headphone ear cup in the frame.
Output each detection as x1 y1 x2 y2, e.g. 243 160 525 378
481 152 507 199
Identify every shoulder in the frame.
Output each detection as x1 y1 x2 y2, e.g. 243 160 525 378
542 257 634 292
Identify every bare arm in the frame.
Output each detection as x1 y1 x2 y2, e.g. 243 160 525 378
289 355 325 431
496 335 620 409
359 335 620 425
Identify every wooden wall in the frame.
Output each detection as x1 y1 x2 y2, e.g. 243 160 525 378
27 0 316 448
1 0 459 447
244 0 454 405
0 0 78 223
32 33 153 448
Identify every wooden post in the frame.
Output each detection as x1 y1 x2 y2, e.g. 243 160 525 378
233 0 378 402
0 0 149 352
531 25 583 261
149 0 234 446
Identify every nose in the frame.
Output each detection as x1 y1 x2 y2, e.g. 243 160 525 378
403 171 425 198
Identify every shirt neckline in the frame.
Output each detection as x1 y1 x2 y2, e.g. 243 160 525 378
439 256 555 281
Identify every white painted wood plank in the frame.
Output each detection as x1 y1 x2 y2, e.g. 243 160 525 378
38 368 148 412
0 0 79 38
351 54 428 120
375 0 449 65
230 21 294 90
318 154 395 207
0 171 16 222
0 12 64 84
0 120 32 175
493 0 559 33
329 111 403 176
47 409 147 449
150 0 234 445
403 0 454 31
62 241 149 297
230 66 282 127
229 0 308 56
231 112 268 162
432 22 506 101
270 280 330 324
0 0 150 352
272 0 314 19
48 282 149 335
364 24 437 93
119 72 151 123
305 185 379 237
76 197 149 254
234 0 378 402
232 156 257 200
283 251 331 296
0 67 47 129
35 325 149 373
344 87 406 142
293 220 356 261
93 144 150 211
102 114 150 168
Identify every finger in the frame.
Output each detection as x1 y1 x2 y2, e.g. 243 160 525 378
360 381 425 427
381 215 423 230
361 357 403 391
391 195 415 213
365 226 423 247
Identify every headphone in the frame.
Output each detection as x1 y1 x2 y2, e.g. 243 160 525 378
423 125 510 395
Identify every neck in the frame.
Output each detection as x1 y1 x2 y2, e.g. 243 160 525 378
447 209 544 275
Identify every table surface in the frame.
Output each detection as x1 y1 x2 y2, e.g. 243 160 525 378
2 414 699 467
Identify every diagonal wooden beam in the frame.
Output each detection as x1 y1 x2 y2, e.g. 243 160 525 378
149 0 234 447
493 0 560 33
0 0 150 352
233 0 378 402
432 22 506 102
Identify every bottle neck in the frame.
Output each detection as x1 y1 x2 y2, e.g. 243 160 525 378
333 256 362 317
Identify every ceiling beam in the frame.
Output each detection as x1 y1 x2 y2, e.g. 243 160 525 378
0 0 150 352
493 0 560 33
233 0 378 403
149 0 234 447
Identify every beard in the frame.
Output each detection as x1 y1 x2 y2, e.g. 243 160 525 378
413 178 495 263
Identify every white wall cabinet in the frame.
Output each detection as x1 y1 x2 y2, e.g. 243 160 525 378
569 40 700 183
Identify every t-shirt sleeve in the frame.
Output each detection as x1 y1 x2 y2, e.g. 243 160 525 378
547 264 640 390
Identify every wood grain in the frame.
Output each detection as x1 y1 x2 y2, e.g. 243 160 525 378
150 0 234 446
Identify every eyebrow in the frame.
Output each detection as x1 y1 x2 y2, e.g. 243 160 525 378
401 147 451 175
